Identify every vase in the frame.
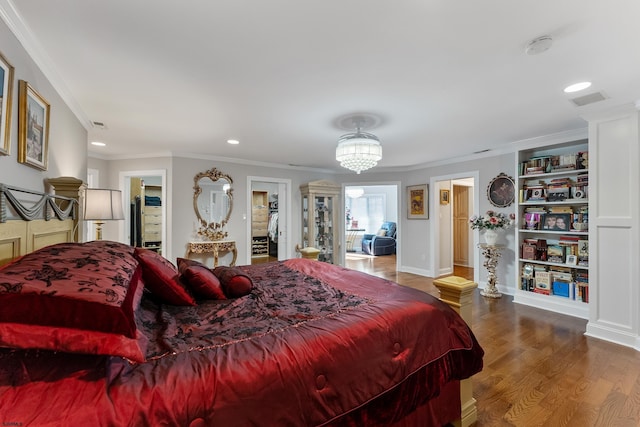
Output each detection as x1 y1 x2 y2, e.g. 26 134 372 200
483 229 499 245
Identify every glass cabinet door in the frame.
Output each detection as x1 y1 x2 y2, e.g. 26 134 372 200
300 180 340 264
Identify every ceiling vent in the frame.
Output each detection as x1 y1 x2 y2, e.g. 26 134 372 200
91 121 108 130
570 92 607 107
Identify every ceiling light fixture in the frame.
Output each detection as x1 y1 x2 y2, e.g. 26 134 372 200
346 187 365 198
564 81 592 93
91 141 106 147
227 139 240 145
335 117 382 174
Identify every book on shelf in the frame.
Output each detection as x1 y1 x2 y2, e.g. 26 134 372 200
535 270 551 291
552 280 571 298
547 244 565 263
522 242 537 260
548 206 574 214
578 239 589 266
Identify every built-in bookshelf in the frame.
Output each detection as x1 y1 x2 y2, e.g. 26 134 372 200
515 139 589 319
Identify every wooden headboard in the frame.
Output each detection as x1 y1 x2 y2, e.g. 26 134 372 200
0 178 84 266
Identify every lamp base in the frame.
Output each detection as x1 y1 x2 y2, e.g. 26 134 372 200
95 221 104 241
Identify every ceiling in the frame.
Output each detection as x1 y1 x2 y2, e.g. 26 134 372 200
5 1 640 173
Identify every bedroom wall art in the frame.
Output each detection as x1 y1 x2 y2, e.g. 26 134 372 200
0 50 14 156
18 80 50 170
407 184 428 219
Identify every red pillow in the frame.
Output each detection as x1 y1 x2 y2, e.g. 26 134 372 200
176 257 206 274
182 265 227 300
134 248 195 306
212 266 254 298
0 241 147 362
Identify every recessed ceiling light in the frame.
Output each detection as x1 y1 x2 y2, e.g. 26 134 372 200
227 139 240 145
91 141 106 147
564 82 592 93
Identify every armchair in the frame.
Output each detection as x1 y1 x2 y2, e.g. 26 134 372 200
361 222 397 256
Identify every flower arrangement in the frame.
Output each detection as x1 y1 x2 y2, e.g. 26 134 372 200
469 210 516 230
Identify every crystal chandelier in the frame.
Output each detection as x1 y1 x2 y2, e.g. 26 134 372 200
335 128 382 174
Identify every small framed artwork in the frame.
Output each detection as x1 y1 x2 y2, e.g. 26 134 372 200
487 173 515 207
440 189 450 205
541 213 571 231
18 80 50 170
566 254 577 266
0 50 14 156
407 184 428 220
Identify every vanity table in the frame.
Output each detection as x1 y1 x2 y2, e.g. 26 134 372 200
478 243 504 298
186 240 237 267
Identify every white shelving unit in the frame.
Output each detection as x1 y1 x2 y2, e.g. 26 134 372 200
514 139 590 319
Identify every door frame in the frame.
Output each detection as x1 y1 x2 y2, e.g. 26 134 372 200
430 171 479 282
246 176 292 262
341 181 401 269
119 169 168 260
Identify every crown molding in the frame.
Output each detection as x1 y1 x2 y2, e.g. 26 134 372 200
0 0 91 130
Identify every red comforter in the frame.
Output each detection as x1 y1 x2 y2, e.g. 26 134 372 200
0 258 483 426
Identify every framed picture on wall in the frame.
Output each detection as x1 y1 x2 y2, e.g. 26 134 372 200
487 173 515 208
0 50 14 156
407 184 428 219
18 80 50 170
440 189 450 205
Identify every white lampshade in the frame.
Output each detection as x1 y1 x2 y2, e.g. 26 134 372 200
335 131 382 174
84 189 124 220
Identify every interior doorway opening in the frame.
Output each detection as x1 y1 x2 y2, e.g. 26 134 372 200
343 183 399 268
119 170 168 260
247 177 291 265
431 172 478 283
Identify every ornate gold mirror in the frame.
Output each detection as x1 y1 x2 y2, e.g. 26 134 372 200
193 168 233 240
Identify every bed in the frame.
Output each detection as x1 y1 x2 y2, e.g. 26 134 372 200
0 182 483 426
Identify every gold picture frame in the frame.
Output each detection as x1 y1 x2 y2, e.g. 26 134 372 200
407 184 428 219
0 50 14 156
440 189 450 205
18 80 50 170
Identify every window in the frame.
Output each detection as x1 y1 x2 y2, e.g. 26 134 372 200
346 194 386 233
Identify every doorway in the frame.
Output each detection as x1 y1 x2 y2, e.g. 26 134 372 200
119 170 168 260
431 173 478 282
247 177 291 264
343 183 400 268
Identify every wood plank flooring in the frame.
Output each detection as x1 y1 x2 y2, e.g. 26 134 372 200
345 254 640 427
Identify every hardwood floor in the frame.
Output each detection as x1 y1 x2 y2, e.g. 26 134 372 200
345 254 640 427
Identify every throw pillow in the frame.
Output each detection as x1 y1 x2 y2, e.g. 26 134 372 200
134 248 195 306
212 266 254 298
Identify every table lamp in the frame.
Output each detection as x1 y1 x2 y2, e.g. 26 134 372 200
84 188 124 240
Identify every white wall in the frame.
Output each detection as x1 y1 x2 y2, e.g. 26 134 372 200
0 19 87 189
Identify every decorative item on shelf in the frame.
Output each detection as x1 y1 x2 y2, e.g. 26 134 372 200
469 210 516 245
335 114 382 174
83 188 125 240
487 173 515 208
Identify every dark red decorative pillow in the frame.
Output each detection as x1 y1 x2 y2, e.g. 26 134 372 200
176 257 207 274
134 248 196 306
212 266 254 298
182 265 227 300
0 241 147 362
